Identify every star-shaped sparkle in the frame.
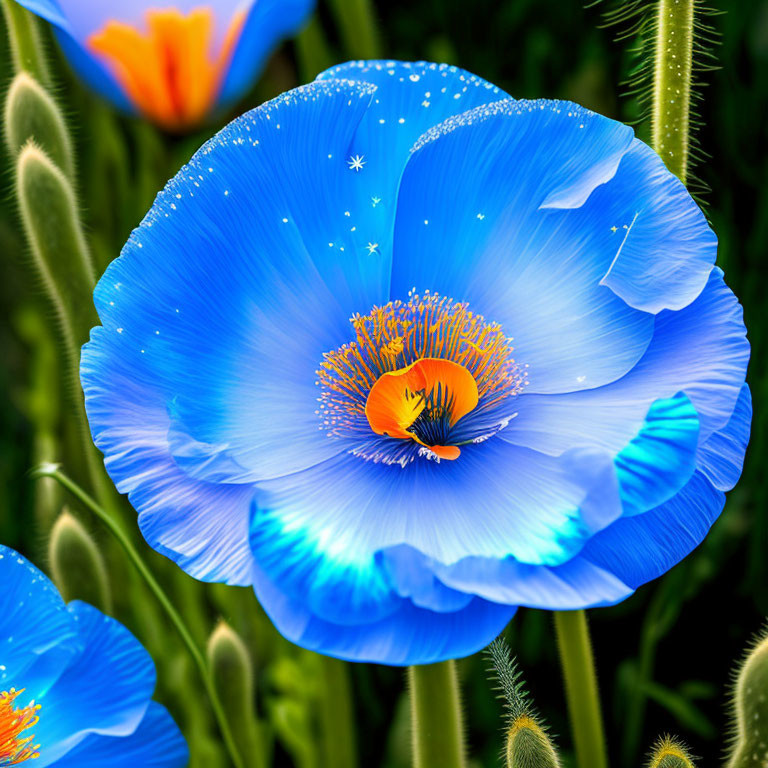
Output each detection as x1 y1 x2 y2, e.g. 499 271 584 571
347 154 366 172
366 242 380 255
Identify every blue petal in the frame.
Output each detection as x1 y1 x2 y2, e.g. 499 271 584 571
598 139 716 312
696 383 752 491
52 29 134 113
580 470 724 590
380 545 474 613
614 392 700 516
251 559 515 665
316 61 510 257
34 602 155 767
82 80 390 488
249 438 622 627
50 702 188 768
219 0 315 106
505 269 749 455
12 0 68 29
429 392 700 607
391 99 655 394
433 555 633 610
0 547 79 698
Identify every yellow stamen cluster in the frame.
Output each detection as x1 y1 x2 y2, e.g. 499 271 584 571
317 291 525 438
0 689 40 766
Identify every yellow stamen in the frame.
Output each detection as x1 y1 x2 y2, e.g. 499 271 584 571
87 6 246 130
0 689 40 765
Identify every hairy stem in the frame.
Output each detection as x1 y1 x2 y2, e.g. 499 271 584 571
554 611 607 768
651 0 695 183
408 661 466 768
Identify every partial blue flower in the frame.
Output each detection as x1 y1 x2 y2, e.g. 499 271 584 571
0 546 187 767
15 0 314 129
80 61 751 665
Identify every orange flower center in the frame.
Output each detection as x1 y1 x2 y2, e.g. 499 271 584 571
0 689 40 766
87 6 246 130
317 292 526 463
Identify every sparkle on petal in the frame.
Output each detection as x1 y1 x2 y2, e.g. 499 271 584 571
347 154 366 172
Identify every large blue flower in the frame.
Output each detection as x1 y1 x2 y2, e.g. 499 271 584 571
81 61 751 665
16 0 313 129
0 546 187 766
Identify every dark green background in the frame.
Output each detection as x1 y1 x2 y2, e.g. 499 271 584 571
1 1 766 765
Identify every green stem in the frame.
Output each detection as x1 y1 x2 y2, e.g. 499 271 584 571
295 15 335 83
319 657 357 768
553 610 607 768
651 0 695 183
327 0 381 60
36 466 246 768
0 0 51 86
408 661 465 768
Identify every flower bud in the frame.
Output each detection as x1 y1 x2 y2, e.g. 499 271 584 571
726 630 768 768
4 71 73 178
48 509 111 611
207 621 264 768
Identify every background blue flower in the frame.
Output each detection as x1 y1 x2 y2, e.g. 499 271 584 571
14 0 314 128
0 545 188 767
81 60 750 665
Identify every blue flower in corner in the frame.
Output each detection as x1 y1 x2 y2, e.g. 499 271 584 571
0 546 188 767
14 0 314 129
81 61 751 665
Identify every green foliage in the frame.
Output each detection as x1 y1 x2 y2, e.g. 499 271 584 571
48 508 111 611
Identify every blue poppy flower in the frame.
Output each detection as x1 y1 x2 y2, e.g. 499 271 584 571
0 546 188 766
15 0 314 129
80 61 751 665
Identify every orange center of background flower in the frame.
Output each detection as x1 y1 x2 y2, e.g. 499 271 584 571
87 6 246 130
0 689 40 766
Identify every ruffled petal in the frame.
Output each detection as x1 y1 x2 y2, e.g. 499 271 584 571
391 99 656 395
580 470 724 591
50 702 188 768
505 269 749 456
433 555 633 610
597 139 716 312
695 383 751 491
0 548 80 698
34 602 155 767
249 437 622 629
614 392 699 516
250 560 515 665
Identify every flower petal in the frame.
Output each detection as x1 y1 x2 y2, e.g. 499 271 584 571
391 99 655 394
0 547 79 697
219 0 313 106
695 383 751 492
50 702 188 768
35 602 155 767
505 269 749 455
580 470 724 591
316 61 510 256
250 559 515 665
249 437 622 622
